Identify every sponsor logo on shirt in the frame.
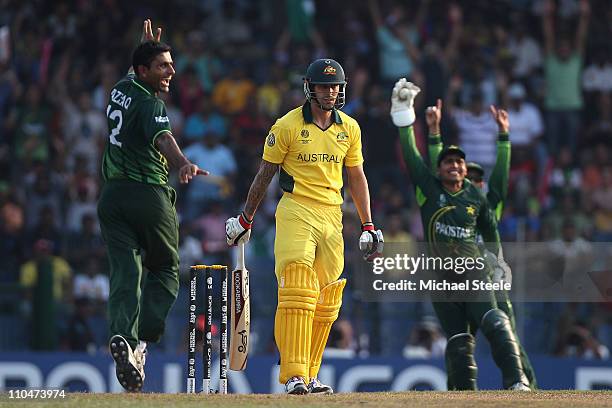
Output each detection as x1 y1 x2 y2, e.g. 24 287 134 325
266 133 275 147
155 116 170 123
438 194 447 207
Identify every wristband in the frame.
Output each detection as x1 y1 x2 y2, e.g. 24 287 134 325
239 212 253 229
361 222 375 232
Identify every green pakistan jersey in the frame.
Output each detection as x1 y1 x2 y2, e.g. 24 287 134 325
102 73 172 185
399 126 500 259
428 133 511 220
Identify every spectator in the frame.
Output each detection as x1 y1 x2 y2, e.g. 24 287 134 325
64 297 97 352
178 222 203 278
541 0 590 154
367 0 424 86
447 83 498 173
27 205 64 256
60 89 106 173
505 83 546 175
73 258 109 308
183 94 227 147
402 318 447 359
323 320 356 358
590 166 612 241
183 132 237 220
555 322 610 360
65 182 97 233
0 201 26 283
20 239 72 350
548 147 582 203
24 167 64 229
582 47 612 95
212 65 256 115
175 30 221 93
6 84 53 169
194 200 231 266
507 23 543 80
547 218 594 291
65 213 105 273
177 65 205 117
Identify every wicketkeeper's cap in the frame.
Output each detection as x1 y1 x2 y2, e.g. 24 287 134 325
437 145 466 166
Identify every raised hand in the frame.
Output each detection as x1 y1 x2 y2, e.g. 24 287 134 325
141 19 162 43
489 105 509 133
390 78 421 127
426 98 443 134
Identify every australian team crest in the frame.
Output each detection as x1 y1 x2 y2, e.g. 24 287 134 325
301 129 309 138
323 65 337 75
336 132 348 142
266 133 275 147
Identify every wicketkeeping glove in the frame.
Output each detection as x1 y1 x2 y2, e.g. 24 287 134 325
485 248 513 286
359 222 384 262
390 78 420 127
225 212 252 246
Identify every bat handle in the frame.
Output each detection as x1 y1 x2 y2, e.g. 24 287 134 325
237 242 246 270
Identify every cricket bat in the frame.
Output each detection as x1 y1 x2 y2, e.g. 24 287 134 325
230 242 250 370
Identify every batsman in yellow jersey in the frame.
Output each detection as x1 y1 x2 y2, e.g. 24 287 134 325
226 59 383 395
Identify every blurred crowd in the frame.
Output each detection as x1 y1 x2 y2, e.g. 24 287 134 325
0 0 610 360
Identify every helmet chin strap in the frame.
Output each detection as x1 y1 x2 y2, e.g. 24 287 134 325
304 82 345 111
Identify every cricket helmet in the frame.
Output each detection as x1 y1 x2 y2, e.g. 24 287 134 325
303 58 346 110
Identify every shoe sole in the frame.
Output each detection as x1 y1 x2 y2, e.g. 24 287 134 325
309 387 333 395
109 335 143 392
287 384 308 395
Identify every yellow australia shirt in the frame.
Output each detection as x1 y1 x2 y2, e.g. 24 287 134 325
263 103 364 205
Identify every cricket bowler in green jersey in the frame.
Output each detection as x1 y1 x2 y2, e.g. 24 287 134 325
390 78 530 391
97 20 208 392
426 99 537 389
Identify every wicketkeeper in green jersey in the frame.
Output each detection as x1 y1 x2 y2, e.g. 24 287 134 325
97 20 208 392
390 78 530 391
426 99 537 389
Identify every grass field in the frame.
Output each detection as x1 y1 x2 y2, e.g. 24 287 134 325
2 391 611 408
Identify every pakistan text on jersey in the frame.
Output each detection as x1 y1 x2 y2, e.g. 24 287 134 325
434 222 472 239
297 153 342 163
110 88 132 110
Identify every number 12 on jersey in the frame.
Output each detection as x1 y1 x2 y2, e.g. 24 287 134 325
106 105 123 147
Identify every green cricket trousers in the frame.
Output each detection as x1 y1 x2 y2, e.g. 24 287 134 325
98 179 180 349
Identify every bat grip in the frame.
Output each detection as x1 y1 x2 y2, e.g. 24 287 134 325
237 242 246 270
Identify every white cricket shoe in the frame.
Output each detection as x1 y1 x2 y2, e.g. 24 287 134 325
307 377 333 394
509 382 531 391
285 376 308 395
134 341 147 381
109 335 144 392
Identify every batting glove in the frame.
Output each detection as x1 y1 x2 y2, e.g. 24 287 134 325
359 222 384 262
390 78 420 127
225 212 252 246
